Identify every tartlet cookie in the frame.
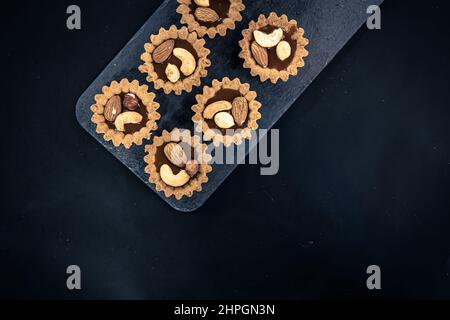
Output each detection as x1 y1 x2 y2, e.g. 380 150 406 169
192 77 262 147
144 129 213 200
238 12 309 83
139 25 211 95
90 79 160 149
176 0 245 39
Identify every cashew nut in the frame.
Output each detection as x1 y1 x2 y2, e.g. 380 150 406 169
254 28 283 48
114 111 143 132
173 48 196 76
203 100 233 119
276 40 292 61
214 112 235 129
165 63 181 83
160 164 190 187
194 0 209 6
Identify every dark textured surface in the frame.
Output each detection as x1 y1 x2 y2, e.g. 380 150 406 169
2 0 450 300
76 0 383 212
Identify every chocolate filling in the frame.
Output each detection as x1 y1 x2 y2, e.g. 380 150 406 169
254 25 298 71
189 0 231 28
204 89 249 135
106 93 148 134
155 142 198 177
153 39 199 82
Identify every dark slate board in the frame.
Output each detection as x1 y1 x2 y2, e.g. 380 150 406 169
76 0 384 212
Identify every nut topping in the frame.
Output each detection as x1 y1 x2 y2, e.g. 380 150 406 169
152 39 175 64
173 48 196 76
185 160 199 178
276 41 292 61
165 63 181 83
114 111 143 132
254 28 283 48
194 7 219 23
231 97 249 126
160 164 190 188
203 100 233 119
251 42 268 68
164 143 188 168
194 0 210 6
214 112 235 129
104 95 122 122
123 93 140 111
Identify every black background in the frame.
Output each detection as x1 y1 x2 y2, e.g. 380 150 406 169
1 0 450 299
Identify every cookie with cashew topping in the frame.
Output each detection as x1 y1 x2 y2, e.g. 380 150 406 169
144 129 212 200
192 77 262 147
90 79 160 149
139 25 211 95
239 12 309 83
176 0 245 39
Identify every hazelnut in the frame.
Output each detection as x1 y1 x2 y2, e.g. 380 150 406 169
123 93 140 111
185 160 199 177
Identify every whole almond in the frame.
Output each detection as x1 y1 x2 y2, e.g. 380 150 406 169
251 42 268 68
152 39 175 64
104 95 122 122
195 7 219 23
164 143 188 168
231 97 249 126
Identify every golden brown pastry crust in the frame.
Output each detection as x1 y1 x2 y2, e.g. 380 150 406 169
139 25 211 95
176 0 245 39
238 12 309 83
144 129 213 200
90 79 160 149
191 77 262 147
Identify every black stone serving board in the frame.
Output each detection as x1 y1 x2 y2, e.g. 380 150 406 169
76 0 384 212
